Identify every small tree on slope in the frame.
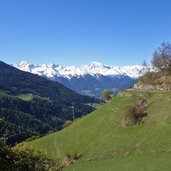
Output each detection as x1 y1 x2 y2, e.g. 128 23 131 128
151 42 171 71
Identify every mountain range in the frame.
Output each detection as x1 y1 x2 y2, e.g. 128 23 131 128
13 61 152 97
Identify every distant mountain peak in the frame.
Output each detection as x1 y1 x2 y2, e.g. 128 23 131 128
89 61 104 66
17 60 30 66
85 61 110 69
13 60 34 72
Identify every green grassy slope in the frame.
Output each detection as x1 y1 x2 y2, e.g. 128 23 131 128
65 153 171 171
16 94 33 101
31 90 171 170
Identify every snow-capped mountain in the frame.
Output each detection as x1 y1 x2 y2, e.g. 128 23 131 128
13 61 149 79
13 61 152 97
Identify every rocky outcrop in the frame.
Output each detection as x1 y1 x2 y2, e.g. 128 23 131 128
134 84 171 91
134 71 171 91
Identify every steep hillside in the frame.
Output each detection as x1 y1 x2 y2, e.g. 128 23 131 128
0 61 99 145
0 61 97 103
13 61 151 97
31 90 171 170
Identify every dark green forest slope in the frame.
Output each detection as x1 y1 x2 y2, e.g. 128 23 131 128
0 61 99 145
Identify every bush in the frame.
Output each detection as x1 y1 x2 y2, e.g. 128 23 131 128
138 76 148 85
25 135 40 142
101 90 113 102
63 120 72 128
0 141 63 171
12 143 63 171
63 152 81 166
123 96 148 127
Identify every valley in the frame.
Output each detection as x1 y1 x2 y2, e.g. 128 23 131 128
1 45 171 170
0 61 99 145
1 1 171 170
13 61 151 97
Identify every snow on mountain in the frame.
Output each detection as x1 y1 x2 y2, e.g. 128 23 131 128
13 61 152 97
13 61 150 79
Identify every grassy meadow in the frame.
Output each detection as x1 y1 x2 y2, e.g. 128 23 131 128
30 90 171 170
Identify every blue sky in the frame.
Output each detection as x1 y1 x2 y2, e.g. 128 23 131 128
0 0 171 66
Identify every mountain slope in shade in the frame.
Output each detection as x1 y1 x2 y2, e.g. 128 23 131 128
0 61 99 144
13 61 152 97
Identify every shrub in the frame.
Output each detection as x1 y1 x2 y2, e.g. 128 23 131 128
63 152 81 166
0 141 63 171
63 120 72 128
101 90 113 102
25 135 40 142
154 79 163 85
12 143 64 171
138 76 148 85
123 96 148 127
